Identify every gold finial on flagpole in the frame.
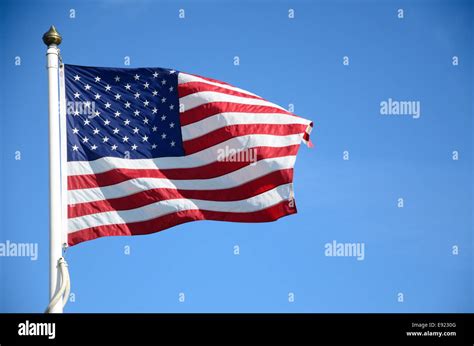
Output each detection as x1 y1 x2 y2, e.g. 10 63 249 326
42 25 62 46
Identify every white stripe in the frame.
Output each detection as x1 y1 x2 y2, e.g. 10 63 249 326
68 183 292 233
178 72 260 98
68 133 303 175
182 112 312 141
68 156 296 204
179 91 286 113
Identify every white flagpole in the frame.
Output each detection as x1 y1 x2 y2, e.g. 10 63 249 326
43 25 63 313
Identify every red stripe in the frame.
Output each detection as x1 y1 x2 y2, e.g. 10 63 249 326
183 123 307 155
68 199 297 246
69 169 293 218
178 81 263 100
179 102 293 126
68 145 299 190
184 73 233 86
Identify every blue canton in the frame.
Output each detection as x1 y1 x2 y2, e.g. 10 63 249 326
64 65 184 161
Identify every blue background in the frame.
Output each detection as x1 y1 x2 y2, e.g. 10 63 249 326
0 0 472 312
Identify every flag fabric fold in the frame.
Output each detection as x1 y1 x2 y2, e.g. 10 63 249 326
63 65 313 246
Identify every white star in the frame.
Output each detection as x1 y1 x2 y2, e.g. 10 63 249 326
102 136 109 143
104 119 111 125
74 75 81 81
161 115 166 121
84 84 91 90
151 144 157 149
74 92 80 98
142 135 148 142
93 128 100 135
152 90 158 96
169 86 174 92
125 84 131 90
134 110 140 116
84 101 91 108
143 82 149 89
82 136 89 143
105 102 111 108
152 107 158 114
131 144 138 150
73 110 80 116
169 122 175 128
105 84 111 91
161 97 166 103
72 145 79 151
134 74 140 80
84 119 91 126
114 76 120 82
91 144 98 150
95 76 101 82
94 93 101 100
134 92 140 99
113 128 120 134
170 141 176 147
169 70 176 74
161 79 167 85
94 110 100 117
133 127 139 134
115 93 121 100
122 136 129 143
143 100 149 107
114 111 121 117
153 72 159 78
161 133 167 139
169 104 174 110
124 119 131 125
72 128 79 134
143 117 149 124
152 126 158 132
124 101 131 108
111 144 118 150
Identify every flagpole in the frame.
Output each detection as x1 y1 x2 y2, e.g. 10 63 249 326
43 25 63 313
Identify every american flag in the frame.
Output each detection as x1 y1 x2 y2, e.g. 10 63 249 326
64 64 313 246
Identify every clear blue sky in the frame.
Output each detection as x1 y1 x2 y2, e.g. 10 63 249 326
0 0 472 312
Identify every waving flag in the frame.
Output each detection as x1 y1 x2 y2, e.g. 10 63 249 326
63 65 313 246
